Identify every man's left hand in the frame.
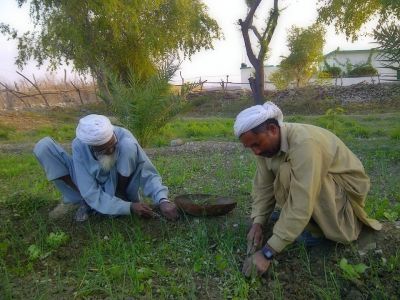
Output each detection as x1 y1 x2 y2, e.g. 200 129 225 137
242 250 271 278
159 201 179 221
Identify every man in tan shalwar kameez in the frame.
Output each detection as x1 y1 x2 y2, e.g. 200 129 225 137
234 102 381 277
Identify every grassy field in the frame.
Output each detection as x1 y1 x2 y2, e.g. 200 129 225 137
0 100 399 298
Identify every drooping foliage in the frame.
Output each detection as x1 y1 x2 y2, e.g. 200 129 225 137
375 22 400 72
317 0 399 41
1 0 221 88
317 0 400 73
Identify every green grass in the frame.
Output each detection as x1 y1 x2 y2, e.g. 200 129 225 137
152 117 235 146
0 109 400 298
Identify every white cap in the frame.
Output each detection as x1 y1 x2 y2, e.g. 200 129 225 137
76 114 114 146
233 101 283 137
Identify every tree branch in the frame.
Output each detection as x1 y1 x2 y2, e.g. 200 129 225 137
250 25 262 41
239 0 263 67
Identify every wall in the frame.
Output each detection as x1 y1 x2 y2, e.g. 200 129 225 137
324 51 398 79
240 53 399 91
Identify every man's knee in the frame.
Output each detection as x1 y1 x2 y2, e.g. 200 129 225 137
33 137 55 159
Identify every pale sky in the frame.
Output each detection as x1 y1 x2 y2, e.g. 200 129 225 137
0 0 376 84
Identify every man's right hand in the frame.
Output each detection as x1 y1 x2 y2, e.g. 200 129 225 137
246 223 263 255
130 202 156 218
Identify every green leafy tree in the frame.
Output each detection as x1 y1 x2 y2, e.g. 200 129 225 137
375 22 400 72
317 0 400 73
0 0 221 103
279 24 325 87
269 69 290 90
317 0 400 41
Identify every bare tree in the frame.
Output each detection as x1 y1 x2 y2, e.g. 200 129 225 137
239 0 279 104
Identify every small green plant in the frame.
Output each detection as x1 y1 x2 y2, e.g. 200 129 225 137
46 231 69 249
389 128 400 140
215 253 228 272
0 241 9 258
324 106 345 133
383 210 398 222
27 244 42 261
339 258 368 280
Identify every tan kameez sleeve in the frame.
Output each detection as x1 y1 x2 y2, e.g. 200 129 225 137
251 156 277 225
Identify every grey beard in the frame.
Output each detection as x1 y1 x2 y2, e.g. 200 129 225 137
97 153 117 172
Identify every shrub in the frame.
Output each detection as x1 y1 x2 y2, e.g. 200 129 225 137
269 70 290 90
320 66 342 78
108 71 186 147
348 65 378 77
317 71 332 79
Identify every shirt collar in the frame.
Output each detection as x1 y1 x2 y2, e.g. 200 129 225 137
280 123 288 153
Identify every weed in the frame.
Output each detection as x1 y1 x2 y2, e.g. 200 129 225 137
390 127 400 140
338 258 368 280
46 231 69 249
27 244 42 261
383 210 398 222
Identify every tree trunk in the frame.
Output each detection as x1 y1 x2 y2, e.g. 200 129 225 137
239 0 279 105
249 63 265 105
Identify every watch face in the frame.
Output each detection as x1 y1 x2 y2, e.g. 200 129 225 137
262 246 273 260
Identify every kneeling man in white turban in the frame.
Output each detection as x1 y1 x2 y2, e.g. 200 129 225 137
234 102 381 277
34 114 178 222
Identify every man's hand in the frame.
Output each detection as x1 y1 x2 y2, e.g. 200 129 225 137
242 250 271 278
247 223 263 255
130 202 156 218
159 200 179 221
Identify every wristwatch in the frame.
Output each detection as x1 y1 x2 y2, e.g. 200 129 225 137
159 198 171 204
261 245 274 260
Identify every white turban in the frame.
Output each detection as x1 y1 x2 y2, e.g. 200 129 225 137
76 114 114 146
233 101 283 137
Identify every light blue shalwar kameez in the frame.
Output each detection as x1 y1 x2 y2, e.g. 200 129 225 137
34 126 168 216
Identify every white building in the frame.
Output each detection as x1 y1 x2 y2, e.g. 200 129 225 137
240 64 279 90
322 49 399 83
240 49 399 90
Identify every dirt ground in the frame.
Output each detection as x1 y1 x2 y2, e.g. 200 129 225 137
1 106 400 298
2 139 400 298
